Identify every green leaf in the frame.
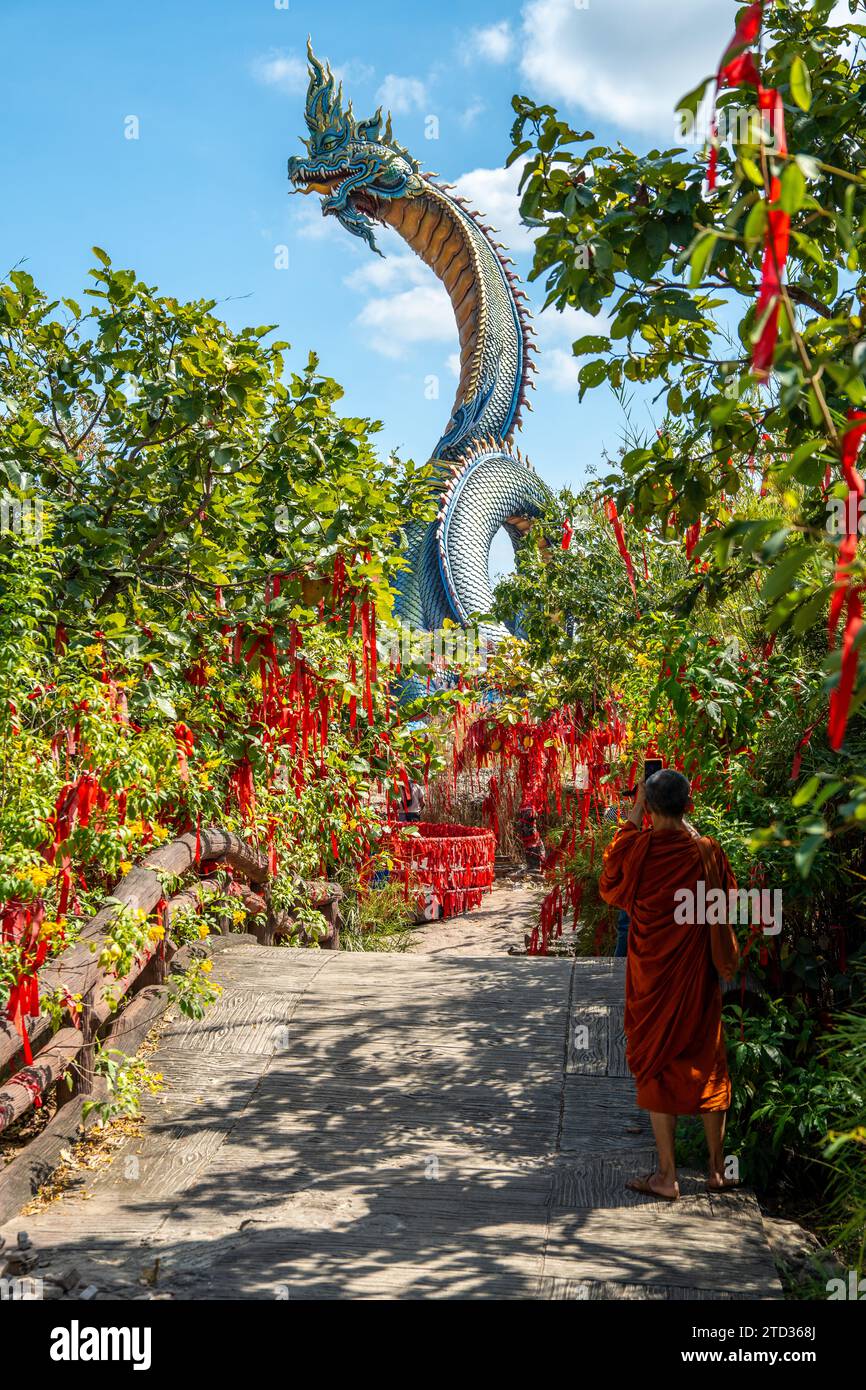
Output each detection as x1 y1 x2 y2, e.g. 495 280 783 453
571 334 612 357
779 163 806 216
91 246 112 266
744 199 768 248
790 56 812 112
793 775 820 808
688 232 717 288
739 156 765 187
760 545 810 602
152 694 177 720
578 359 607 400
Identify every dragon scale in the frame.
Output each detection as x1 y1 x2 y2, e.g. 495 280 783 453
288 45 552 636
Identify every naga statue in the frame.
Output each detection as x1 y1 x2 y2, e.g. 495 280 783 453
288 43 552 638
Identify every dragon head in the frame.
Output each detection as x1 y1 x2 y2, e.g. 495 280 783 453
287 40 423 257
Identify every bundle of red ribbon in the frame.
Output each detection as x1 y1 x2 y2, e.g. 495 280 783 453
383 822 496 920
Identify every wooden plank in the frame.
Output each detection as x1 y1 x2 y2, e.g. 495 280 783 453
542 1207 782 1296
157 989 304 1056
538 1277 739 1301
568 1005 608 1075
0 985 173 1224
0 941 782 1303
608 1004 628 1076
559 1076 652 1152
0 1027 84 1133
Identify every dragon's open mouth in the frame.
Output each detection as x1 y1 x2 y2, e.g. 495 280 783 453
291 163 363 193
350 189 380 219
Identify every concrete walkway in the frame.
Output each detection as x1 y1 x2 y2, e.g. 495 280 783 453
1 937 782 1299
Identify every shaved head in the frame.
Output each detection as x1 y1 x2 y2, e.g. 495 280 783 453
645 768 690 818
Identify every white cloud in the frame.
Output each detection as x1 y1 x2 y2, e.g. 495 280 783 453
447 352 461 379
291 199 342 242
330 59 375 88
355 284 455 359
468 21 515 64
452 162 534 254
376 74 428 115
533 304 610 393
344 249 431 294
251 50 307 94
461 100 486 128
520 0 734 134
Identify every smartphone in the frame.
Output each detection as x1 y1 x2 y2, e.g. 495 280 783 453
644 757 663 781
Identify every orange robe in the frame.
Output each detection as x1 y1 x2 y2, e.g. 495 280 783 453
598 823 736 1115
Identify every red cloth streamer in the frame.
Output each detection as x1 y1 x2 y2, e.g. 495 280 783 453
752 86 789 380
828 412 866 749
561 518 573 551
230 756 256 824
2 901 48 1066
382 823 495 920
173 722 194 782
604 499 640 609
790 722 817 782
707 3 764 190
705 4 790 379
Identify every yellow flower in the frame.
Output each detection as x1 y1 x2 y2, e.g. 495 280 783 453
232 909 246 925
39 918 66 940
150 825 169 844
200 960 213 974
148 924 165 943
26 863 55 888
197 923 209 939
119 860 133 875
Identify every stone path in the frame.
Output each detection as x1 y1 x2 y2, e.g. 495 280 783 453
406 880 544 955
1 936 782 1300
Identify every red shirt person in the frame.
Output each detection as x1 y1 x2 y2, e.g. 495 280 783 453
599 769 739 1200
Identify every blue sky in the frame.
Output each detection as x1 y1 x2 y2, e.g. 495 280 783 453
1 0 739 575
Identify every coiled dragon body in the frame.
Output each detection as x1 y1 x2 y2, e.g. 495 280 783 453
288 44 551 636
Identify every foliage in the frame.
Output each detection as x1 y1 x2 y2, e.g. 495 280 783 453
498 0 866 1244
82 1045 164 1126
341 877 416 953
168 953 223 1021
0 255 444 1028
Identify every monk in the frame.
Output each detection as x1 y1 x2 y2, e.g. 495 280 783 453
598 769 739 1200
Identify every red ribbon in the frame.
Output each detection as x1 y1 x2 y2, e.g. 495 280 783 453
827 412 866 749
752 87 789 380
707 2 764 190
604 499 640 609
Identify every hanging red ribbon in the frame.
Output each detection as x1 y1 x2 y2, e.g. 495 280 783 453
705 3 790 380
707 3 764 190
752 86 790 380
684 520 702 563
604 499 640 609
828 412 866 749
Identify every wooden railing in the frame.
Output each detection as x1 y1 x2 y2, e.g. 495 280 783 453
0 827 341 1222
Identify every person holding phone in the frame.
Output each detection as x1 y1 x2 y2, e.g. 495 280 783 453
598 767 739 1201
604 759 662 957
